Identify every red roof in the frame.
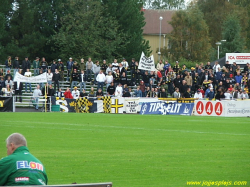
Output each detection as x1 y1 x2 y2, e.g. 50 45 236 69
143 9 175 35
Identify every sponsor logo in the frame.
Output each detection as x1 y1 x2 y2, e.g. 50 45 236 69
15 177 29 182
141 104 148 115
16 161 44 171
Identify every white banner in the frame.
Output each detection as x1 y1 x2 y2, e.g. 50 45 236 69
194 100 250 117
14 72 47 83
226 53 250 64
138 52 155 71
124 98 139 113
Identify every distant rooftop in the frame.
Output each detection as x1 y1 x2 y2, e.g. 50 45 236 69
143 9 175 35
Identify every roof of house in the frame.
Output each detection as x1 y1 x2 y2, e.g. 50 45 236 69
143 9 175 35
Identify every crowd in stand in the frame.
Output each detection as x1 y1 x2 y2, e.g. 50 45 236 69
1 56 250 104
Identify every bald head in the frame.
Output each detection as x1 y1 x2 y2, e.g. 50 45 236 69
6 133 27 155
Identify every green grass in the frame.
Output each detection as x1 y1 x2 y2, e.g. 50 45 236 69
0 113 249 187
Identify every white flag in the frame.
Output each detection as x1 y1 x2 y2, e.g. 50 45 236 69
138 52 155 71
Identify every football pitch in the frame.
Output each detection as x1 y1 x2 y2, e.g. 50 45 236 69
0 113 249 187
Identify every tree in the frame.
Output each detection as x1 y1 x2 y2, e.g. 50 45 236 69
196 0 248 49
141 0 185 9
220 15 246 55
52 0 123 62
167 6 211 62
102 0 151 61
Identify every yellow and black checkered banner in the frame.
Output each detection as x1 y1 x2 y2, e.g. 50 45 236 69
102 96 111 113
75 97 89 113
111 97 124 113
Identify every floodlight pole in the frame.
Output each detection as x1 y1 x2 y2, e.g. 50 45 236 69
158 16 163 61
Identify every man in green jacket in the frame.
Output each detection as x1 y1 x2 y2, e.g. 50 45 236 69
0 133 48 186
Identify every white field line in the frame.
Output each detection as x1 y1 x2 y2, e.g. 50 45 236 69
1 120 249 136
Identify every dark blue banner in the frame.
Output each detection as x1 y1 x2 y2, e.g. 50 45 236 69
140 102 194 115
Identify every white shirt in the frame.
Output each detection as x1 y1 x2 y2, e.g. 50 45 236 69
194 92 203 99
115 86 123 97
80 73 85 82
96 73 106 82
224 92 232 100
47 73 53 81
72 90 80 99
213 64 221 72
121 61 129 69
33 88 42 97
106 75 113 84
112 62 119 71
24 72 32 77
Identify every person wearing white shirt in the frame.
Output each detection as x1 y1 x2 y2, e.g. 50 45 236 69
241 90 249 99
224 90 232 100
33 84 42 110
213 61 221 73
106 64 113 75
47 69 53 85
79 70 86 93
96 70 106 91
194 90 203 99
121 58 129 71
72 86 80 99
105 71 113 92
115 83 123 97
112 59 119 72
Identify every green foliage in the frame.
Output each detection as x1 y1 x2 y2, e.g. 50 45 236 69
220 15 245 55
52 0 123 62
1 113 249 186
103 0 152 60
141 0 185 9
167 6 211 62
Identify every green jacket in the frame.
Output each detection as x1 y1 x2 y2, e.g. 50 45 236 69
0 146 48 186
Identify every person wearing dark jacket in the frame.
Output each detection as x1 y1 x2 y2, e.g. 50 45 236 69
14 81 23 102
52 69 60 92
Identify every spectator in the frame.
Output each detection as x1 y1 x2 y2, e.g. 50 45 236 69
24 69 32 93
14 81 23 102
71 61 79 72
96 70 106 91
194 89 202 99
156 60 164 76
183 87 192 98
112 59 119 72
118 63 126 75
120 72 127 86
72 86 80 99
40 57 48 73
163 60 171 76
101 60 108 75
158 88 168 98
53 69 60 92
66 57 74 82
64 87 73 99
146 87 157 98
134 86 142 97
79 70 86 93
113 69 120 88
234 72 242 84
80 89 88 97
33 84 42 110
105 71 113 92
115 82 123 97
213 61 221 73
5 70 12 81
70 69 79 91
130 58 136 82
13 56 20 78
173 74 182 89
93 61 100 84
47 69 53 85
50 60 58 73
96 88 104 98
22 57 31 75
5 76 13 89
224 89 232 100
107 82 115 96
106 64 113 75
173 87 181 98
139 80 146 97
241 90 249 99
86 57 93 82
33 57 40 76
121 58 129 73
88 87 95 97
215 89 226 101
79 58 85 71
57 59 64 81
206 88 215 100
184 72 192 87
